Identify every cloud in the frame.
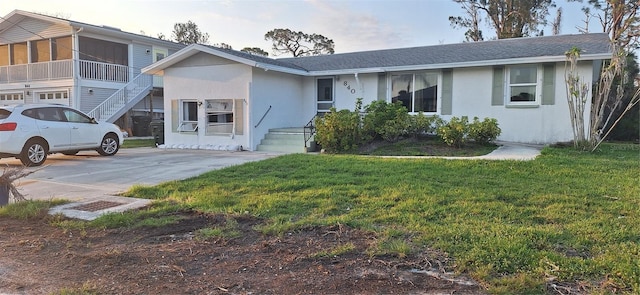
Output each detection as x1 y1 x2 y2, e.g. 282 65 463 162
306 0 409 53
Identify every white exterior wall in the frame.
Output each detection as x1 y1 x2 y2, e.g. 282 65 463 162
450 63 593 144
250 68 304 150
299 73 379 115
163 63 251 149
334 73 379 110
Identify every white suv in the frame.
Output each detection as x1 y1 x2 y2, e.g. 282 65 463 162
0 104 124 166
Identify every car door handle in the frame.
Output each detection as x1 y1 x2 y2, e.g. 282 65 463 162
72 126 79 129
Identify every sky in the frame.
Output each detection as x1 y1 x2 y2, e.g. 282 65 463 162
1 0 601 56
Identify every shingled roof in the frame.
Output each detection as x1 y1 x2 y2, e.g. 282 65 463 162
277 33 611 73
145 33 611 76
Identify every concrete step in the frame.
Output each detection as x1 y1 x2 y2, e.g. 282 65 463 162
270 127 306 133
264 133 306 140
256 144 307 153
256 127 316 153
260 138 307 146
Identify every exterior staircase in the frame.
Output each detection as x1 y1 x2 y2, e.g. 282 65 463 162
256 128 316 153
86 73 153 123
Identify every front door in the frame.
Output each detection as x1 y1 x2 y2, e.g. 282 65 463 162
316 78 334 116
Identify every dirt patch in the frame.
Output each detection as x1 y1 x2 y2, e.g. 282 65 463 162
0 211 486 294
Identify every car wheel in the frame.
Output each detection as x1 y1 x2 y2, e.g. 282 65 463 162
62 151 79 156
97 134 119 156
20 139 48 167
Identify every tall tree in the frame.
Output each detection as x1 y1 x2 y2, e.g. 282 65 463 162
449 0 484 41
449 0 555 39
172 20 209 45
241 47 269 56
552 7 562 35
264 29 335 57
565 0 639 150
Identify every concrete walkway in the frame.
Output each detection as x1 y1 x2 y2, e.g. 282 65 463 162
377 141 543 161
1 148 282 219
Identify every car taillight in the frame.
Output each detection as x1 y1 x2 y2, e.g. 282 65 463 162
0 122 17 131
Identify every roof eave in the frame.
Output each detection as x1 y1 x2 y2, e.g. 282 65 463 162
143 44 309 75
142 44 203 74
307 53 612 76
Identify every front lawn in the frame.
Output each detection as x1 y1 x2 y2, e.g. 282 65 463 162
114 143 640 293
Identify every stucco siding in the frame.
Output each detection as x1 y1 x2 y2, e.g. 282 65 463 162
172 52 235 68
251 68 304 150
1 18 72 42
450 63 593 144
163 63 251 148
334 74 378 110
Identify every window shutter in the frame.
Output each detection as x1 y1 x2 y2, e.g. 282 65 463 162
377 73 386 101
492 67 504 106
234 99 244 135
542 64 555 105
171 100 178 133
441 69 453 115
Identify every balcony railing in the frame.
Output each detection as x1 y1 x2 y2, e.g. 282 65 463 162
0 60 130 84
0 60 72 83
79 60 128 83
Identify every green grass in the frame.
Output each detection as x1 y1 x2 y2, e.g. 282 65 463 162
5 143 638 293
121 138 156 148
0 199 67 219
120 142 639 293
196 217 241 240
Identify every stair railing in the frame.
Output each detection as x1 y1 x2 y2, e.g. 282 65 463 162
254 105 272 128
86 73 152 121
304 115 316 148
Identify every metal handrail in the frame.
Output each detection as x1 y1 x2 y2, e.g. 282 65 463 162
86 73 152 120
254 105 272 128
303 115 316 148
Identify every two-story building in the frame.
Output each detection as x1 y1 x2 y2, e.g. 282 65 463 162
0 10 184 135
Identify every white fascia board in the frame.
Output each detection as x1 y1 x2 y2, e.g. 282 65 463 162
306 53 611 76
253 62 309 75
142 44 202 74
198 48 309 75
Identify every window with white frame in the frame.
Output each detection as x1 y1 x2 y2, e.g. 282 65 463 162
205 99 234 135
390 72 438 113
179 100 198 132
507 65 540 104
0 93 24 101
38 91 69 100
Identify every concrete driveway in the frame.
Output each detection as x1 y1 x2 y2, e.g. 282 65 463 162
1 148 282 202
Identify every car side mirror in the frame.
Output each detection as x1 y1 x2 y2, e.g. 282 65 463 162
90 118 98 124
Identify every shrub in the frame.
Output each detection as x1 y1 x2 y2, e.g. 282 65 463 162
379 117 408 142
469 117 501 144
437 116 470 147
362 101 408 142
314 99 363 153
408 112 442 137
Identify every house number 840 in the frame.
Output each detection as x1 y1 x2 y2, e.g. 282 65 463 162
343 81 356 94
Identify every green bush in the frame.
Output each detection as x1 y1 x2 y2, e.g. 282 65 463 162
379 117 408 142
437 116 470 147
314 99 363 153
362 101 408 142
408 112 442 137
469 117 501 144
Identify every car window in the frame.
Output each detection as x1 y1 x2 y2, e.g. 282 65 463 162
0 109 11 119
63 109 92 124
35 108 66 122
